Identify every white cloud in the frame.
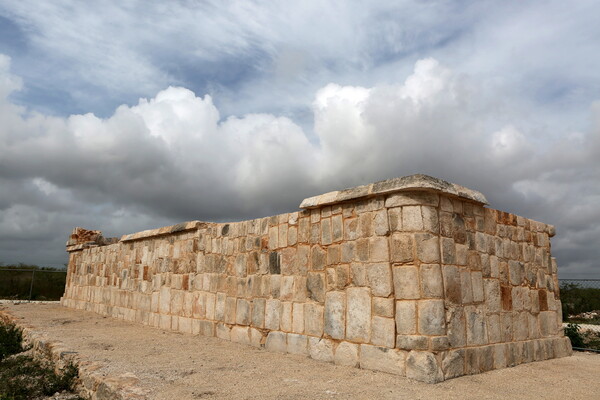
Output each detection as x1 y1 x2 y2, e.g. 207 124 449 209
0 53 599 277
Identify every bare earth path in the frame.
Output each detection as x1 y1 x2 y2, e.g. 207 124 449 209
2 303 599 400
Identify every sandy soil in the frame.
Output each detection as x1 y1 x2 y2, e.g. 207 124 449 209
2 303 599 400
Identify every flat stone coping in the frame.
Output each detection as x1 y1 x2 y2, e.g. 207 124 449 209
300 174 488 209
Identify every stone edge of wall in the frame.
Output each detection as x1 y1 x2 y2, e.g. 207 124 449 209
299 174 489 209
0 308 149 400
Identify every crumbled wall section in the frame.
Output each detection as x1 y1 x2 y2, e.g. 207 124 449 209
61 174 571 383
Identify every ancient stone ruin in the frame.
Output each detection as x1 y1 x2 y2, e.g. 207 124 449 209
61 174 571 383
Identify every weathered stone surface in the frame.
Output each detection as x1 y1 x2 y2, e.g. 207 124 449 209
373 297 394 318
360 345 406 375
390 233 414 263
304 303 324 336
307 272 325 302
265 331 287 352
308 337 335 362
393 266 420 300
395 300 417 335
396 335 428 351
420 264 443 298
334 341 359 367
345 287 371 342
414 233 440 263
442 350 465 379
324 291 345 339
371 316 396 348
406 351 444 383
287 333 309 355
367 263 393 297
236 299 251 325
418 300 446 336
265 299 281 330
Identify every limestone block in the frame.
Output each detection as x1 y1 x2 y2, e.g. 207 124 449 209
373 297 394 318
479 346 494 372
442 349 465 379
224 297 237 324
441 237 456 264
421 206 439 233
395 300 417 335
539 311 557 337
388 207 402 231
460 268 473 304
304 303 324 336
159 287 171 314
514 312 529 341
265 299 281 330
334 342 359 367
280 276 294 301
249 328 264 348
509 260 523 285
215 293 226 321
324 291 346 339
321 218 332 245
493 343 507 369
308 337 335 362
360 345 406 375
483 279 501 312
159 314 171 330
396 335 428 351
265 331 287 353
278 224 288 248
311 246 326 271
346 287 371 342
236 299 251 325
373 210 389 236
247 299 264 328
371 316 396 348
393 265 420 300
332 214 344 242
367 263 393 297
287 333 309 355
420 264 443 298
430 336 450 351
231 326 250 345
391 233 414 263
281 302 293 332
414 233 440 263
418 300 446 336
402 206 424 231
369 237 389 262
465 306 488 346
269 226 278 250
471 271 484 302
292 303 305 333
307 272 325 302
356 238 369 262
406 351 444 383
216 323 231 340
486 314 502 343
443 265 462 304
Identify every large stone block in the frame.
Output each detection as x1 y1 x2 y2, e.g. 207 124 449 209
367 263 393 297
395 300 417 335
346 287 371 342
287 333 309 355
420 264 443 298
265 299 281 330
418 299 446 336
334 342 359 367
360 345 406 375
324 291 346 339
308 337 335 362
390 233 414 263
304 303 324 336
406 351 444 383
414 233 440 263
265 331 287 352
371 316 396 348
393 265 420 299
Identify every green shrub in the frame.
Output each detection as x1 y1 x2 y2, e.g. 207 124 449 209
0 322 24 362
564 323 584 348
0 355 80 400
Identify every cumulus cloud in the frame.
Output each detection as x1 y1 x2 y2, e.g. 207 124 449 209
0 53 599 278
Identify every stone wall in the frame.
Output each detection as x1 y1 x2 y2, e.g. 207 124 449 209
61 175 571 383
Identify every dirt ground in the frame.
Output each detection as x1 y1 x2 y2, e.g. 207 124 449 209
2 303 599 400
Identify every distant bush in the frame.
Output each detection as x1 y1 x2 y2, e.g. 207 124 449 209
564 323 584 348
560 283 600 320
0 263 67 301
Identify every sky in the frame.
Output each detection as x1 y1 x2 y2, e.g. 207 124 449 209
0 1 599 278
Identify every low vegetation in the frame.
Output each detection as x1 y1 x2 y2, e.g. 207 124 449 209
0 263 67 301
0 320 82 400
